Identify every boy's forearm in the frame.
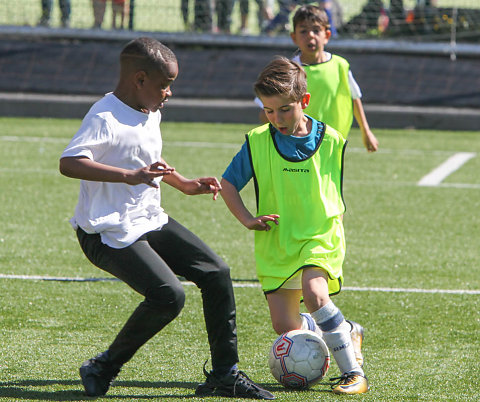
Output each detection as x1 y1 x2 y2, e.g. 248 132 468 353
161 169 189 192
154 158 194 193
59 156 175 187
59 156 129 183
353 99 378 152
220 178 254 227
353 98 370 133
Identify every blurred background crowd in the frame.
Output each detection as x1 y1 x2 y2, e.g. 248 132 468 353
1 0 479 42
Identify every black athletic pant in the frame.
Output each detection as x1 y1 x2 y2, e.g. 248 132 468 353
77 217 238 370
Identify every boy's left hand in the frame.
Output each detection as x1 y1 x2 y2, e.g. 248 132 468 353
246 215 280 231
194 177 222 200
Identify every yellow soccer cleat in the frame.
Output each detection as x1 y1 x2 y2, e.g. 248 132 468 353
330 372 369 395
347 320 364 368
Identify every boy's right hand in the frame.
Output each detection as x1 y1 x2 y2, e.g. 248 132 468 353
246 215 280 231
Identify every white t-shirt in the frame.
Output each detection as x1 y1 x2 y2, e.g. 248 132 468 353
61 93 168 248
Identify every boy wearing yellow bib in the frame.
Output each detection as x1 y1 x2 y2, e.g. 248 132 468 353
221 57 368 395
291 5 378 151
256 5 378 152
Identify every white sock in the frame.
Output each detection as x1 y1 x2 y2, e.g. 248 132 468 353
300 313 323 338
311 302 363 376
323 320 363 376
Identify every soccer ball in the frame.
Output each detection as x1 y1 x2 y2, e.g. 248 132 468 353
268 329 330 389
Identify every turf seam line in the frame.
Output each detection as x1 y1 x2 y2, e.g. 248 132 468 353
0 274 479 294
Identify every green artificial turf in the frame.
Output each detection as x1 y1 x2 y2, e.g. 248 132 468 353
0 117 479 400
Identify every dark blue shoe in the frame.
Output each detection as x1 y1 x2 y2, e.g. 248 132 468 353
79 351 121 396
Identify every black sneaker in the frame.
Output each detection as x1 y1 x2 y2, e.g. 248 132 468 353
195 363 275 399
79 351 122 396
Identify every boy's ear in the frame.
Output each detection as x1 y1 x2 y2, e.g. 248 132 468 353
290 31 298 45
325 28 332 42
301 93 311 109
134 70 147 89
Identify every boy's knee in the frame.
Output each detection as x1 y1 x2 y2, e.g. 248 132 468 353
272 322 290 335
207 262 232 287
272 317 302 335
146 283 185 317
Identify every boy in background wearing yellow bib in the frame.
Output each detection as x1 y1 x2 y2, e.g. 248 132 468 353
221 56 369 395
292 4 378 151
257 5 378 152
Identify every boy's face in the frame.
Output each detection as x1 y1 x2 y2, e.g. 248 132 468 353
261 94 310 136
136 61 178 113
290 20 331 59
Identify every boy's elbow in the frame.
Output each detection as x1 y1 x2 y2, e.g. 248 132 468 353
220 178 240 200
59 157 76 178
59 158 68 176
220 177 234 190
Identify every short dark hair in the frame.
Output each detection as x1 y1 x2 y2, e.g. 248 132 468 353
292 5 330 32
120 37 177 76
254 56 307 101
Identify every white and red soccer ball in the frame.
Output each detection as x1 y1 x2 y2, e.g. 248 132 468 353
269 329 330 389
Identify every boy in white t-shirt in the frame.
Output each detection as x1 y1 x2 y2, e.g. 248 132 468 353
60 37 273 400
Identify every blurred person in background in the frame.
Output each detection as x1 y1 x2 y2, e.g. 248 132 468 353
92 0 128 30
263 0 298 34
238 0 274 34
263 0 342 35
319 0 343 36
112 0 128 29
39 0 71 27
410 0 441 35
181 0 214 32
290 5 377 150
92 0 106 28
257 5 378 152
216 0 235 33
389 0 406 33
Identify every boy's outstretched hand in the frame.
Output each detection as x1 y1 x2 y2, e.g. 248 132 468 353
246 215 280 231
191 177 222 200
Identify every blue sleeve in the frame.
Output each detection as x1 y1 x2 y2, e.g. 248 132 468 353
222 141 253 192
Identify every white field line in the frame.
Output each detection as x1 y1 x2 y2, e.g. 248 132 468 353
1 136 478 188
437 182 480 189
165 140 239 149
0 135 458 155
0 273 479 295
418 152 476 187
0 136 239 149
0 135 67 144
